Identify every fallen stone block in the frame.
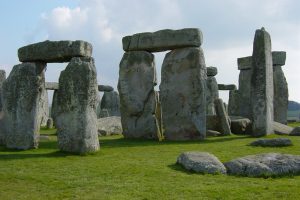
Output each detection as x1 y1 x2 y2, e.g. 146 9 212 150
249 138 292 147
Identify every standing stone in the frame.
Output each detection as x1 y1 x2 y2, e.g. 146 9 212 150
251 28 274 136
160 47 206 140
98 85 113 92
51 89 59 126
0 70 6 145
206 67 219 115
56 57 99 154
46 118 53 129
39 85 49 126
118 51 160 139
100 91 120 117
2 62 46 149
272 51 288 124
0 70 6 111
214 98 231 135
228 89 240 116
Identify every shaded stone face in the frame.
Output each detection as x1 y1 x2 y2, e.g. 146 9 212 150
56 57 99 154
218 84 237 91
206 66 218 76
45 82 59 90
100 91 120 117
272 51 286 66
98 85 113 92
18 40 92 63
118 51 160 139
160 47 206 141
39 84 49 126
2 62 46 149
123 28 202 52
214 98 231 135
0 70 6 111
238 69 252 118
228 90 240 116
251 28 274 136
206 76 219 115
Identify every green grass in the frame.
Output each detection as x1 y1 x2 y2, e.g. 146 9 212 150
1 128 300 199
288 122 300 128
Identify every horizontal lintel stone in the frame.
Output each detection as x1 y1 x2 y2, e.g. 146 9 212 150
218 84 237 91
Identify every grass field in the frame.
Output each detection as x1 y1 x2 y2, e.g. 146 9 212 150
1 126 300 199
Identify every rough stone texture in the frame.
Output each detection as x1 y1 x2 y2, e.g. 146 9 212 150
273 121 293 135
98 109 110 118
97 116 122 136
100 91 120 117
118 51 160 139
206 76 219 115
56 57 99 154
206 115 220 131
160 47 206 140
228 90 240 116
272 51 286 66
46 118 53 129
51 90 59 126
238 68 252 118
45 82 59 90
0 70 6 111
215 98 231 135
290 127 300 136
224 153 300 177
2 62 46 149
18 40 92 63
98 85 114 92
250 138 292 147
218 84 237 91
230 116 252 135
177 152 226 174
251 28 274 136
206 130 221 137
155 91 163 140
123 28 202 52
207 66 218 77
39 85 49 126
237 56 252 70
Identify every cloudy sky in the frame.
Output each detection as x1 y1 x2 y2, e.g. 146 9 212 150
0 0 299 102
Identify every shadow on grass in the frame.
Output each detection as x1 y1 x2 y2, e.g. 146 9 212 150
0 151 69 160
167 163 192 174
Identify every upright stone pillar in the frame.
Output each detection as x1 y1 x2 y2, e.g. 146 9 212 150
39 84 49 126
0 70 6 111
51 89 58 126
160 47 206 140
228 90 240 116
100 91 120 117
56 57 99 154
118 51 160 139
2 62 46 149
272 51 288 124
251 28 274 136
0 70 6 145
215 98 231 135
206 66 219 115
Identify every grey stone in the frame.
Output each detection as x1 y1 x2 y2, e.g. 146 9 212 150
56 57 99 154
2 62 46 149
50 90 59 126
177 152 226 174
0 70 6 111
206 130 221 137
160 47 206 140
207 66 218 76
206 115 220 131
98 109 110 118
45 82 59 90
214 98 231 135
46 118 53 129
97 116 122 136
98 85 114 92
118 51 160 139
155 91 163 140
39 85 49 126
224 153 300 177
251 28 274 136
238 68 252 118
123 28 202 52
228 90 240 116
230 116 252 135
218 84 237 90
100 91 120 117
18 40 92 63
206 76 219 115
273 121 293 135
272 51 286 66
290 127 300 136
237 56 252 70
250 138 292 147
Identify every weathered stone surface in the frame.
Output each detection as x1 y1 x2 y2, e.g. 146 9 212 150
215 98 231 135
97 109 110 118
206 115 220 131
56 57 99 154
118 51 160 139
207 66 218 76
100 91 120 117
97 116 122 136
251 28 274 136
228 90 240 116
18 40 92 63
0 70 6 111
290 127 300 136
39 85 49 126
206 76 219 115
273 121 293 135
177 152 226 174
123 28 202 52
230 116 252 135
238 69 252 118
98 85 114 92
272 51 286 66
250 138 292 147
206 130 221 137
46 118 53 129
218 84 237 90
155 91 163 140
50 90 59 126
224 153 300 177
2 62 46 149
45 82 59 90
273 65 288 124
237 56 252 70
160 47 206 140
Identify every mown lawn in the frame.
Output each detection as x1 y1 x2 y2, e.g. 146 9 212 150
0 127 300 200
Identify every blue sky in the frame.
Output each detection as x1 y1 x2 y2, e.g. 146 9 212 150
0 0 299 102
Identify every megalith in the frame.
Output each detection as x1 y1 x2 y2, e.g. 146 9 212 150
206 66 219 115
272 51 288 124
0 70 6 111
39 83 49 126
251 28 274 136
160 47 207 140
118 51 160 139
228 89 240 116
100 91 120 117
0 70 6 145
2 62 46 149
215 98 231 135
56 57 99 154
